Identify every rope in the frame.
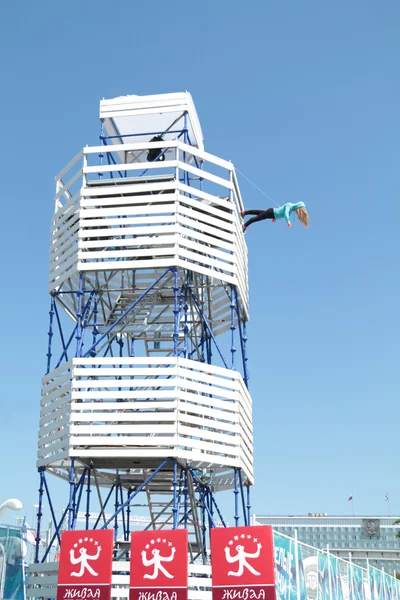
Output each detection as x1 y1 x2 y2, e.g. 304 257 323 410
235 167 280 208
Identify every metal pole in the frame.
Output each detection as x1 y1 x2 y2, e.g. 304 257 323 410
233 468 239 527
75 274 83 357
46 296 55 374
246 485 251 527
183 471 189 529
172 460 178 529
35 469 45 562
85 467 91 530
67 460 75 530
173 268 179 356
114 478 120 542
230 285 236 369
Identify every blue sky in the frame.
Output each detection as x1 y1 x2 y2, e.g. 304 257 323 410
0 0 399 526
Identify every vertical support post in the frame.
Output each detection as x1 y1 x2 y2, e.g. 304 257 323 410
92 297 98 351
183 471 189 529
35 469 45 563
172 460 178 529
46 296 55 374
98 121 104 179
201 495 206 554
130 338 135 357
126 489 131 543
183 286 189 358
114 478 120 543
294 529 301 600
233 468 239 527
327 545 332 600
67 460 75 530
238 469 248 526
85 467 91 530
75 274 84 357
230 285 236 370
246 485 251 528
242 320 249 386
173 268 179 356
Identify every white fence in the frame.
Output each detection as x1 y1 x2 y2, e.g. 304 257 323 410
38 357 253 482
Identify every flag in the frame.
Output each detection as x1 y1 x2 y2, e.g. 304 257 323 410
22 518 39 545
385 493 389 501
348 496 353 501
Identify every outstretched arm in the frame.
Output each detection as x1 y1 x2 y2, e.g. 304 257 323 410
69 550 80 565
224 547 237 564
243 543 262 558
141 550 153 567
283 204 292 226
85 547 101 560
162 548 176 562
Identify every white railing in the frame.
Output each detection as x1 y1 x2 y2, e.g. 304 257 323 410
38 357 253 482
49 141 248 317
27 561 212 599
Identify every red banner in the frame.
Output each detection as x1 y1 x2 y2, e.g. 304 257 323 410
57 529 114 600
130 529 188 600
211 525 276 600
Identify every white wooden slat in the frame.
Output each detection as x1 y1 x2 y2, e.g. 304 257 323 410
177 214 233 245
177 379 237 400
178 204 234 234
70 436 176 446
80 213 176 228
78 246 175 261
73 448 174 457
71 400 177 411
178 141 232 171
72 377 177 389
176 224 234 253
74 366 178 377
177 390 235 412
38 438 69 458
178 424 237 445
71 412 177 423
70 423 176 434
80 192 178 207
84 140 179 154
83 159 177 175
176 436 238 457
78 224 177 239
80 235 177 250
179 161 232 190
179 246 236 274
55 149 83 181
81 202 176 218
78 258 174 271
178 182 230 208
82 180 176 197
178 193 234 223
178 411 238 433
72 390 178 401
178 400 237 422
54 169 83 201
178 236 236 266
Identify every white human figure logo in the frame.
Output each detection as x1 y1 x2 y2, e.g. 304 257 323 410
225 542 262 577
70 545 101 577
142 546 176 579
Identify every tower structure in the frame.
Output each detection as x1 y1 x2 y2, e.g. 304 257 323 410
29 92 253 598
